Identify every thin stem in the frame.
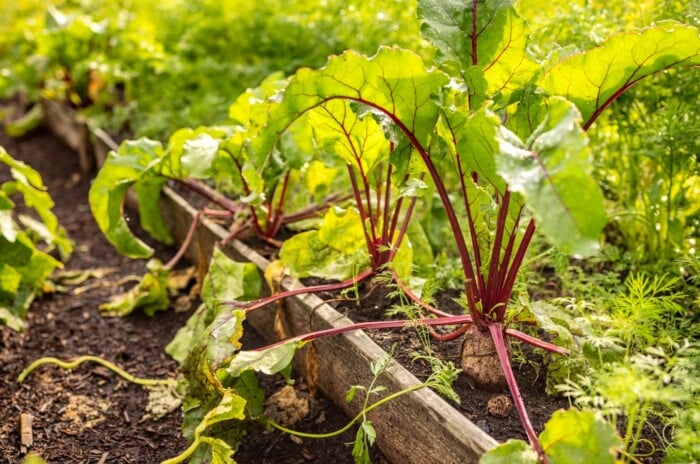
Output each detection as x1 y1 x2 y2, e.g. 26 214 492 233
381 162 393 243
178 178 239 213
498 218 536 321
391 270 455 318
485 191 510 317
267 381 428 439
18 355 179 387
268 171 291 237
505 328 570 355
164 211 201 270
258 314 475 351
229 268 376 312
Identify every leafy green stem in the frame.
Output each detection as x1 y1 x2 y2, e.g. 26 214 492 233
266 380 428 439
17 355 179 386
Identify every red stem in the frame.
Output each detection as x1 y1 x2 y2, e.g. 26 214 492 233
229 269 376 312
267 171 291 237
485 191 510 316
257 314 475 351
178 178 239 213
505 328 569 355
164 211 201 271
347 166 379 266
488 323 547 462
498 219 536 321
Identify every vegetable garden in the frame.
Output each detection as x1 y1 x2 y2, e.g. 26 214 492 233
1 0 699 463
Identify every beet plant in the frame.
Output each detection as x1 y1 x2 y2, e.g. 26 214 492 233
0 146 72 331
224 1 700 460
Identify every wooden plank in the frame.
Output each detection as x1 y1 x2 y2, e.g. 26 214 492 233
41 99 93 172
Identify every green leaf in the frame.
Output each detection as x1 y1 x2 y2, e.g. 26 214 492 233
226 341 301 378
480 439 540 464
0 147 72 259
260 47 447 158
497 97 606 257
89 138 164 258
201 249 261 308
181 133 222 179
199 437 236 464
418 0 537 95
539 21 700 129
307 99 390 174
317 206 366 256
133 177 174 245
200 389 247 428
280 229 368 281
540 409 622 464
438 106 505 191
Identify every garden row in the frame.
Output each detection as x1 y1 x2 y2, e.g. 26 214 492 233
2 1 699 463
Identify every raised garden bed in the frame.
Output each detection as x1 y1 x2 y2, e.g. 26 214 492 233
42 98 499 463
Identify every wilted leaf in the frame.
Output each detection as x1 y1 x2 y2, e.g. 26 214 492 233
226 341 302 378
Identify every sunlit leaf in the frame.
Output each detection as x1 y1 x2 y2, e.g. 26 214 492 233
539 21 700 129
226 341 302 377
259 47 448 158
88 138 164 258
540 409 622 464
480 439 540 464
418 0 537 95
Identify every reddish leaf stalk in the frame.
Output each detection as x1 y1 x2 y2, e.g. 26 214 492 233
488 324 547 462
229 269 376 312
256 314 475 351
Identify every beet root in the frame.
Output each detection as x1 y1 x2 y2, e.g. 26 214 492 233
461 324 508 392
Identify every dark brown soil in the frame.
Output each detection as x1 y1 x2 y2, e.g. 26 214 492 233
0 127 384 464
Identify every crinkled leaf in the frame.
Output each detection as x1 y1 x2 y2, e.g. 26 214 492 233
280 226 369 281
497 97 605 257
89 138 164 258
540 409 622 464
200 389 247 428
199 437 236 464
317 206 366 256
418 0 537 94
539 21 700 129
181 133 222 179
480 439 540 464
226 341 302 378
